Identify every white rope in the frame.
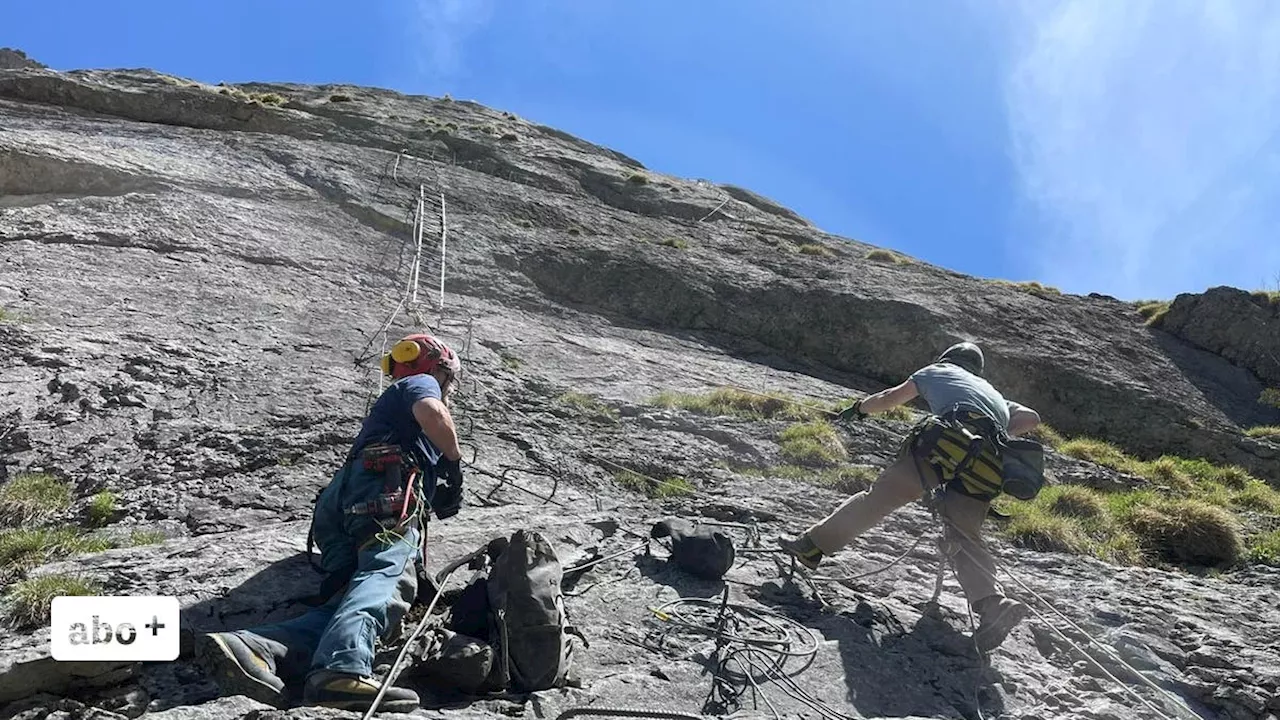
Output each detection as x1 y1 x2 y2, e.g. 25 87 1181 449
359 560 462 720
409 185 426 307
438 191 447 327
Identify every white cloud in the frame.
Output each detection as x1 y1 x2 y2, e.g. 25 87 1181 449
1003 0 1280 298
411 0 494 80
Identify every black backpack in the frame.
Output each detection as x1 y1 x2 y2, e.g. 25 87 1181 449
651 518 736 580
486 529 578 692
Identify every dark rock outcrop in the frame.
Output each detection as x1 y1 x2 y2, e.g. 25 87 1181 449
1157 286 1280 389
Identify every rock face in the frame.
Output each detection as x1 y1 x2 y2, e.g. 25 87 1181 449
2 56 1280 720
0 48 45 71
1158 286 1280 390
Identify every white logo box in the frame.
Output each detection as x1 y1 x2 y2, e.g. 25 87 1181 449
50 595 180 662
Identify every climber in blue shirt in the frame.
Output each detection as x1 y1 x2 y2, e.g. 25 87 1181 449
195 333 464 713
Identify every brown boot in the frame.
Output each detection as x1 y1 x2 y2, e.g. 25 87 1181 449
972 596 1029 652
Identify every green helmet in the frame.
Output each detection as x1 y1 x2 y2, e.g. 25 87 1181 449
938 341 984 376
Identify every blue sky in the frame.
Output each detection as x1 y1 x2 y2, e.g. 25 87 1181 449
5 1 1279 301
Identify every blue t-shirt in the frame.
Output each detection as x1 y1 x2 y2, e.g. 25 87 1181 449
351 374 444 468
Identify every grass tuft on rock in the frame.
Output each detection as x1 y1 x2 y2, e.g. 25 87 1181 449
1259 388 1280 409
657 237 688 250
1006 511 1090 555
865 249 909 264
797 243 834 257
1118 499 1243 568
1245 425 1280 441
650 388 827 422
614 470 694 499
557 392 618 421
1023 423 1064 449
0 527 115 579
1046 486 1107 519
1058 438 1137 472
128 530 167 547
0 473 72 527
992 279 1062 297
1137 301 1171 326
1247 530 1280 565
778 421 847 467
87 491 116 527
2 574 101 628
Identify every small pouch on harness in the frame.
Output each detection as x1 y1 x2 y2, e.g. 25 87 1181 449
346 443 420 521
996 436 1045 500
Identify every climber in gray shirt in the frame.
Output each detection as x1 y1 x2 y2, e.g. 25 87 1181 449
779 341 1042 652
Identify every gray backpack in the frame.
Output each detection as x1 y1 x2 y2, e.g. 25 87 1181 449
486 529 578 692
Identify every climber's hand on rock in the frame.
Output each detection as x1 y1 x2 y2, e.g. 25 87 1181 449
837 401 867 423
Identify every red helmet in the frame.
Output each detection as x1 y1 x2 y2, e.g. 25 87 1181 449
381 333 461 381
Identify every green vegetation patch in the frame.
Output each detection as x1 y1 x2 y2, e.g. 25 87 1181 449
1261 388 1280 409
1119 499 1242 568
249 92 286 106
991 279 1062 297
1249 290 1280 307
997 440 1277 569
1245 426 1280 441
2 574 101 628
128 529 167 547
1023 423 1065 449
1137 301 1171 326
797 243 834 257
0 473 72 527
1247 529 1280 565
557 392 619 421
865 249 909 264
614 470 694 499
627 172 649 185
657 237 688 249
875 405 915 422
778 421 848 467
0 527 114 579
650 388 829 422
997 487 1142 565
87 491 116 528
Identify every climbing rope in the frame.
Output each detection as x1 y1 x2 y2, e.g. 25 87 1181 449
360 559 463 720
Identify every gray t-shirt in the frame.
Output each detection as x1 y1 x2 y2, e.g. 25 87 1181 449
908 362 1025 431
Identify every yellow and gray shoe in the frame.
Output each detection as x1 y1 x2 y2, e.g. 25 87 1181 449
776 534 823 571
302 669 420 713
194 632 287 708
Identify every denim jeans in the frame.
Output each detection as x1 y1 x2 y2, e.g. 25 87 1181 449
237 462 420 682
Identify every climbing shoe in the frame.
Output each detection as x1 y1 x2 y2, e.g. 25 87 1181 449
972 596 1030 653
776 534 823 571
194 632 287 708
302 669 420 713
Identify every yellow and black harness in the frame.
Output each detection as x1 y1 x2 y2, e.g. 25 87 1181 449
900 404 1044 502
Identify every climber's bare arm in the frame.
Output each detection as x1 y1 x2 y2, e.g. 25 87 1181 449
858 380 919 414
1008 405 1041 437
413 398 462 461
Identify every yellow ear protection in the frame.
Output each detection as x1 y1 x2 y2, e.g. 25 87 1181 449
380 338 425 377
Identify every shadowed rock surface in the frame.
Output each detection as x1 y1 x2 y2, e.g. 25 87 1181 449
3 55 1280 720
